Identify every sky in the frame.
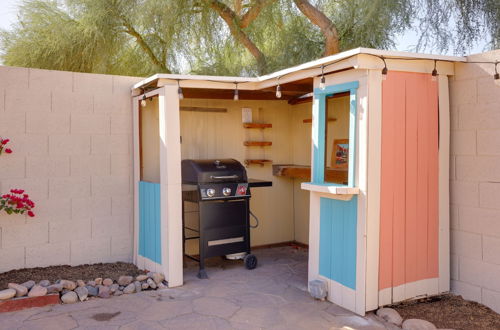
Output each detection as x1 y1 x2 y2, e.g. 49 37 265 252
0 0 488 60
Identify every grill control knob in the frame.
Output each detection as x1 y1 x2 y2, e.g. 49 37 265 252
222 187 231 196
206 188 215 197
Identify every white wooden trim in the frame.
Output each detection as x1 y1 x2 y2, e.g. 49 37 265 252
321 274 357 313
159 85 183 288
438 75 450 293
133 96 140 266
378 287 392 307
307 192 321 286
300 183 359 195
137 255 163 273
391 278 439 304
365 69 383 311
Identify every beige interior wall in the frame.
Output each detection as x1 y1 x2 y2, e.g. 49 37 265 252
325 95 350 166
140 97 160 183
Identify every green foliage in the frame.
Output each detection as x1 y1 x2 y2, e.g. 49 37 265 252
0 0 498 77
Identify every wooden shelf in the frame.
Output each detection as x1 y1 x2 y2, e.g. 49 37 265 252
245 159 273 166
273 164 347 184
244 141 272 147
302 118 337 123
243 123 272 129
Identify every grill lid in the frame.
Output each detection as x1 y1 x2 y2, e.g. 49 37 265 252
181 159 247 184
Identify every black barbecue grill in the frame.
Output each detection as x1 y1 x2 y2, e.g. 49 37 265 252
181 159 271 279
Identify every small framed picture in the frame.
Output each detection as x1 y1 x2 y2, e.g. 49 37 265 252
332 139 349 169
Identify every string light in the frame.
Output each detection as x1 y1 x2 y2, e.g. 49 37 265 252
494 62 499 80
177 80 184 100
381 56 388 80
276 77 282 98
233 82 239 101
319 65 326 90
140 93 147 107
432 60 438 81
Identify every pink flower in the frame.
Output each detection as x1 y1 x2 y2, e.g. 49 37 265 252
5 148 12 154
27 211 35 217
1 139 9 145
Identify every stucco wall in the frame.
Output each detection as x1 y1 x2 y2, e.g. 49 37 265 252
0 66 141 272
449 49 500 313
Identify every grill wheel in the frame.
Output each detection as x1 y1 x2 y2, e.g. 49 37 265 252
244 254 258 270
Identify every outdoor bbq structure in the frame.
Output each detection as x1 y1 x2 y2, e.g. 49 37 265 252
131 48 460 315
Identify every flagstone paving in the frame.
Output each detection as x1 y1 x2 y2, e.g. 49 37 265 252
0 247 390 329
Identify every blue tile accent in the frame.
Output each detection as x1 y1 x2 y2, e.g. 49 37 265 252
312 81 359 186
319 196 358 290
139 181 162 264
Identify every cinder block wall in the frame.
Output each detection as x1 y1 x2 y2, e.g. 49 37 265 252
449 49 500 313
0 66 141 271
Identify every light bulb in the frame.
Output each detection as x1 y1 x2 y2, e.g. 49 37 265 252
178 86 184 100
381 67 388 81
431 68 438 81
276 85 282 99
233 89 239 101
141 95 147 107
319 76 326 90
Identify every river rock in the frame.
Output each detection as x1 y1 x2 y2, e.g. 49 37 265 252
98 285 111 298
114 290 123 296
118 276 133 286
28 285 47 297
152 273 165 285
136 275 148 282
87 280 96 287
77 280 86 287
158 282 166 289
59 280 76 291
377 308 403 326
61 291 78 304
21 280 35 290
86 285 98 297
110 283 119 293
38 280 50 287
46 283 63 294
103 278 113 286
75 286 88 302
134 281 142 293
402 319 437 330
8 283 28 297
141 282 149 290
147 278 157 289
95 278 103 285
0 289 16 300
123 283 135 294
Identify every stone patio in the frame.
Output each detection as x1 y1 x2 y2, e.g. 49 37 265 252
0 246 390 329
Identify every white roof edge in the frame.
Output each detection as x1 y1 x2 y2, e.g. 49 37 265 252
132 47 467 90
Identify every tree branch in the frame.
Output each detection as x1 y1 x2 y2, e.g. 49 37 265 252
293 0 340 56
240 0 274 29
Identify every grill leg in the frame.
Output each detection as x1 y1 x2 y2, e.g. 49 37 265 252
198 206 208 279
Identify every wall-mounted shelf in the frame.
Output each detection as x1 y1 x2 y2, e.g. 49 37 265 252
243 123 272 129
303 118 337 124
273 164 347 184
244 141 272 147
245 159 273 166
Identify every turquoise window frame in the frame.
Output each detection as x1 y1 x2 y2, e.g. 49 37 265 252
312 81 359 187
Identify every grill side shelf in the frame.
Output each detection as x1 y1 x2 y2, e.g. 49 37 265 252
248 179 273 188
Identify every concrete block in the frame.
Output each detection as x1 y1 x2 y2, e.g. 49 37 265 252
478 130 500 155
4 134 48 156
49 219 91 243
93 93 115 114
480 182 500 209
112 76 141 97
52 90 93 113
451 130 476 155
111 114 132 134
26 242 70 268
111 195 133 216
2 221 49 248
111 154 132 176
91 215 130 239
459 207 500 237
450 156 456 180
32 197 71 221
450 180 479 206
26 112 70 134
29 68 73 92
459 102 500 130
0 66 29 90
478 77 500 104
0 246 25 272
451 254 458 280
0 177 49 200
482 288 500 314
5 88 50 113
451 229 482 259
71 196 111 218
49 134 90 155
456 156 500 182
111 234 133 260
26 156 70 178
91 175 130 196
49 177 91 199
449 79 477 106
91 134 130 155
454 61 493 81
0 89 4 112
0 112 25 134
73 72 113 94
0 156 25 179
70 237 111 266
450 205 458 229
458 257 483 287
70 154 110 176
450 280 482 302
70 113 110 134
484 236 500 265
481 262 500 292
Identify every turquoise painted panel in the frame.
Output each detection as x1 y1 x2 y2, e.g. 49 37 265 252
312 81 359 186
319 196 358 290
139 181 162 264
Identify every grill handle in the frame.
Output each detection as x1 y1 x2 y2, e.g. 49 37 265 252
210 175 239 180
